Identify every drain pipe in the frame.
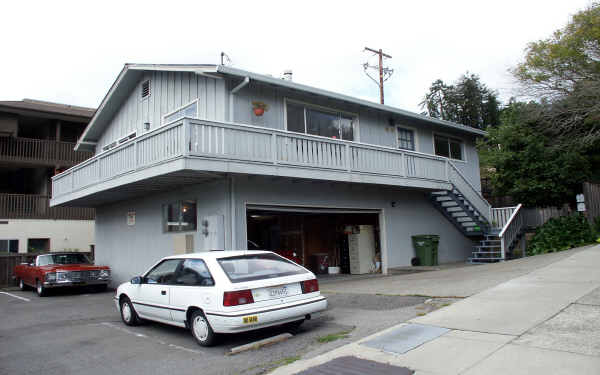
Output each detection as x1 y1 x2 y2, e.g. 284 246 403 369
229 77 250 122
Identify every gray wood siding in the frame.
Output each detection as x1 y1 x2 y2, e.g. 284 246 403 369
97 72 226 154
231 81 482 191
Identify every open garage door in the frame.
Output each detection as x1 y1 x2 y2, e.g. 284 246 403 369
246 205 382 276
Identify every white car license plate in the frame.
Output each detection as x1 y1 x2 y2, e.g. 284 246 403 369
252 283 301 302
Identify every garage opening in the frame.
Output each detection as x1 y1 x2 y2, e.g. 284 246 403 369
246 206 382 276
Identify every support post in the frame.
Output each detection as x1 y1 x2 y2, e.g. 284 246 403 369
271 133 277 165
345 144 351 172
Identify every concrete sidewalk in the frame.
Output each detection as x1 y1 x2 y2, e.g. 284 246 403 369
273 245 600 374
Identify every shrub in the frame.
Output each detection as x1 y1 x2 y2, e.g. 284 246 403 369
527 213 595 256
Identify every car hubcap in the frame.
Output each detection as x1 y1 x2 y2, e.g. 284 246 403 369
19 280 23 289
37 283 42 294
122 303 132 322
193 316 209 341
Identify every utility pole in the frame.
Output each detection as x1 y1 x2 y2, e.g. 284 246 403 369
363 47 393 104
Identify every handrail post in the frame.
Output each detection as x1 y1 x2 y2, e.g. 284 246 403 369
271 133 277 165
182 119 190 156
500 236 506 261
401 152 406 177
345 144 351 172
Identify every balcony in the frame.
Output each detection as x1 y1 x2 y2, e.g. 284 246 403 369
0 194 94 220
0 137 93 167
50 118 489 222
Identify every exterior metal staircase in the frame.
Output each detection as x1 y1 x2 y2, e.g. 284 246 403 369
429 189 489 237
430 185 526 264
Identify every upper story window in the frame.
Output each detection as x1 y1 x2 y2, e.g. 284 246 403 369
397 127 415 151
285 101 356 141
163 200 197 232
434 135 464 161
163 100 198 124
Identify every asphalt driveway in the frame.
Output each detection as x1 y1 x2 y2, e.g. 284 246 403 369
0 286 441 375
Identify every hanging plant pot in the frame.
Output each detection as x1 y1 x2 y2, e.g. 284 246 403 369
251 101 268 117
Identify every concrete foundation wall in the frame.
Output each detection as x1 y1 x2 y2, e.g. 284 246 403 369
0 219 94 253
95 177 473 286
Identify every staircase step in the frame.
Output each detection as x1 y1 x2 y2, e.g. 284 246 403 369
456 217 473 223
452 212 468 218
432 191 448 196
462 222 477 227
446 206 465 213
436 196 453 202
441 201 459 208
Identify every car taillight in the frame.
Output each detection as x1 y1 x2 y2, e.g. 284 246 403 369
223 290 254 306
301 279 319 294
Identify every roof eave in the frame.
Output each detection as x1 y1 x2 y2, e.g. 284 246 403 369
215 65 487 137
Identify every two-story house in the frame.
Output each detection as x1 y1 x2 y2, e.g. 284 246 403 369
0 99 95 253
50 64 523 285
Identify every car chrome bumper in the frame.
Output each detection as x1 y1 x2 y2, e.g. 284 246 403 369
205 296 327 334
43 280 110 288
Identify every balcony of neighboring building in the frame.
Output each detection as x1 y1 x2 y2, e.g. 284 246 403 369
0 136 92 167
0 193 94 220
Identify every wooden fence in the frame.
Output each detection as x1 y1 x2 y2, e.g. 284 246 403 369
522 205 572 228
0 252 94 287
583 182 600 224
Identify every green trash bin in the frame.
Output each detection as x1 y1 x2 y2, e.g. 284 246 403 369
412 235 440 266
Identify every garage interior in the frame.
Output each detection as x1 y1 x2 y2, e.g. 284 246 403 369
246 207 382 276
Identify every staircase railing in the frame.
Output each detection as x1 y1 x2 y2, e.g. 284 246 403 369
491 206 518 230
499 203 524 260
447 161 492 224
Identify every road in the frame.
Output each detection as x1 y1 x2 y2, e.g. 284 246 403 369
0 287 446 375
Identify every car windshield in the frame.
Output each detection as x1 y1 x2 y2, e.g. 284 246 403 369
38 254 91 266
217 253 308 283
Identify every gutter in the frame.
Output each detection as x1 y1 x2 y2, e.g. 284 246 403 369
229 76 250 122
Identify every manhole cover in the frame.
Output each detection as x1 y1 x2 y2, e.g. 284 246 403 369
297 356 413 375
361 323 449 354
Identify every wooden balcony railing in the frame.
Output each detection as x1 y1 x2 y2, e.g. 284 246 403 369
51 118 491 223
0 194 94 220
0 137 93 166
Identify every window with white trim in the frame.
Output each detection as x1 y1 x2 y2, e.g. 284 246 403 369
163 100 198 124
397 127 415 151
434 135 463 160
163 200 197 232
286 101 356 141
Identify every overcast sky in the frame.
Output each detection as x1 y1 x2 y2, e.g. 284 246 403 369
0 0 592 113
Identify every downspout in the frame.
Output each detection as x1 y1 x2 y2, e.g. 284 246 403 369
229 175 236 250
229 77 250 122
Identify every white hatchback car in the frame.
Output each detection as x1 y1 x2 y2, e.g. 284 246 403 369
114 250 327 346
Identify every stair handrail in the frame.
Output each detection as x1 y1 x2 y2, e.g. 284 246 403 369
499 203 524 260
447 161 492 223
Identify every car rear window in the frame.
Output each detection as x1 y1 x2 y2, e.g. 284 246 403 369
217 253 308 283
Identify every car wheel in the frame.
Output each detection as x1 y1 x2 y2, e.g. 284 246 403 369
284 319 305 333
19 279 28 291
36 280 46 297
190 310 217 347
120 297 141 326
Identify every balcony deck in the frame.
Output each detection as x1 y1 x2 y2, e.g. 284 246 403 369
50 118 488 221
0 194 94 220
0 137 93 167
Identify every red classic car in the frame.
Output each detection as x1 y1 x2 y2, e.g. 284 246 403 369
14 252 111 296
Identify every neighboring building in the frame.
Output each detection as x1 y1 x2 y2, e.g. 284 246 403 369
0 99 96 253
51 64 520 286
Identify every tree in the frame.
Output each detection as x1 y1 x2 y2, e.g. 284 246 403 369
478 100 590 207
513 3 600 149
420 73 501 129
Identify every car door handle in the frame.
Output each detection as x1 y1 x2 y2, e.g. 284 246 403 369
161 290 167 295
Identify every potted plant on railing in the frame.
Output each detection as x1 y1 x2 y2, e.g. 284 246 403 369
252 101 269 116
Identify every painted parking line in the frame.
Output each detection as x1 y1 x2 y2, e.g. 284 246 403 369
0 292 31 302
99 322 205 355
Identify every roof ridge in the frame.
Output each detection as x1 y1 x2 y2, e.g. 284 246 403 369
22 98 95 112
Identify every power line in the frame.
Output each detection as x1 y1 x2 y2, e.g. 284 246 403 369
363 47 393 104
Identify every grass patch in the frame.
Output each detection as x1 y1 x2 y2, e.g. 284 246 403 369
441 303 451 307
416 312 427 316
316 329 353 343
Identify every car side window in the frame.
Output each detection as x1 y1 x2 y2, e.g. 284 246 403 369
175 259 215 286
144 259 182 285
